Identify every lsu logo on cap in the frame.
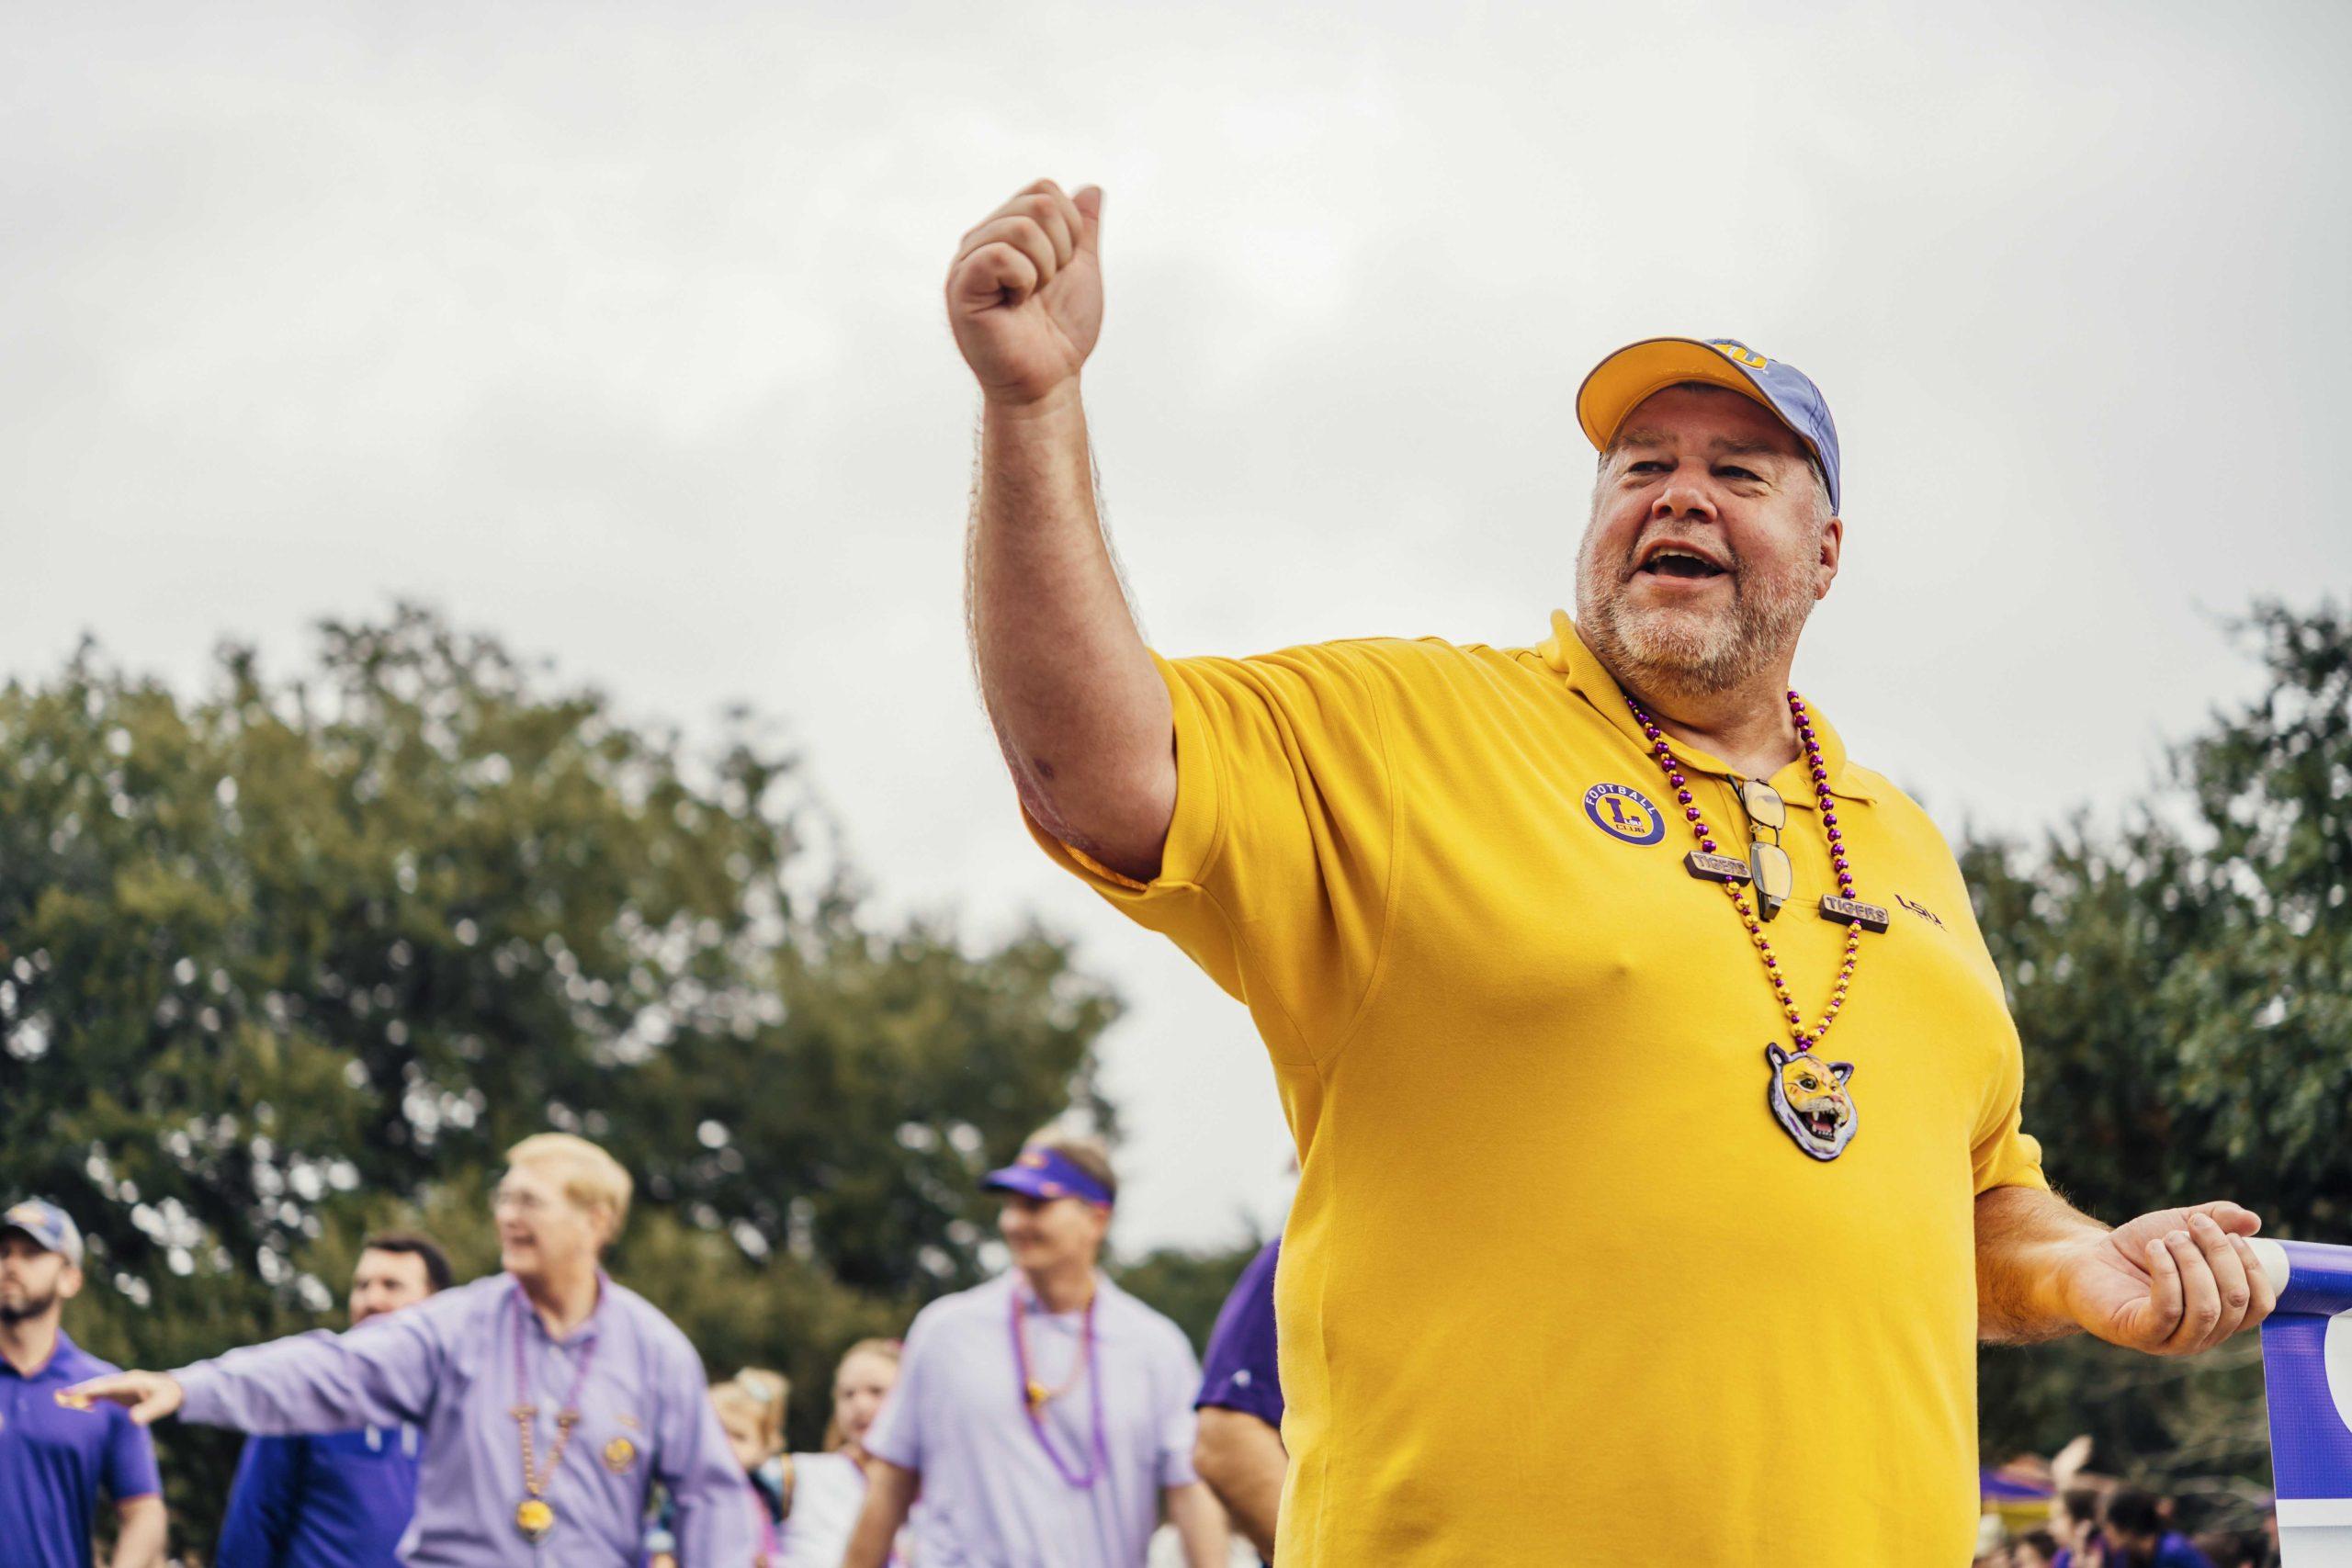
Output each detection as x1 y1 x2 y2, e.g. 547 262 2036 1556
1583 783 1665 846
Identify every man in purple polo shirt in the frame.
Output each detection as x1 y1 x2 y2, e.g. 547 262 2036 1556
216 1231 453 1567
0 1198 167 1568
67 1134 751 1566
841 1129 1229 1568
1193 1238 1283 1562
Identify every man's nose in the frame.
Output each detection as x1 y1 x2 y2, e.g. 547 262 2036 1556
1650 470 1719 523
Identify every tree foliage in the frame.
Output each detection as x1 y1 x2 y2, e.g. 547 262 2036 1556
1973 601 2351 1507
0 606 1117 1547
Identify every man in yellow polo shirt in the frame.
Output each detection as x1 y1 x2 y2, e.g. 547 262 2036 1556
945 177 2278 1564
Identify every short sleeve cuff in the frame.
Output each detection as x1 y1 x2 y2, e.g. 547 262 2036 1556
863 1403 920 1473
1196 1373 1284 1427
1973 1130 2050 1197
1023 653 1226 899
1159 1422 1203 1489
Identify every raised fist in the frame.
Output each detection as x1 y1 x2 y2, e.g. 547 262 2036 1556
945 179 1103 408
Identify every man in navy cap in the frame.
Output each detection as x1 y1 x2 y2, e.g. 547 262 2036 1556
215 1230 453 1568
842 1127 1228 1568
0 1198 167 1568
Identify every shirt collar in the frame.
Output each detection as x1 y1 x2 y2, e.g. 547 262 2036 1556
0 1325 76 1382
510 1271 612 1348
1008 1270 1122 1338
1538 611 1874 807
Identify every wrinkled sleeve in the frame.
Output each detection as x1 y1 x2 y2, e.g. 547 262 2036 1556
174 1293 450 1435
1972 1081 2049 1196
216 1436 300 1564
860 1307 935 1474
102 1401 163 1503
1969 972 2049 1196
654 1332 755 1567
1156 1323 1205 1489
1025 644 1397 1066
1195 1242 1283 1427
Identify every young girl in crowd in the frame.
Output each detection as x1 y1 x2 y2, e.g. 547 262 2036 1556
774 1338 902 1568
649 1368 791 1568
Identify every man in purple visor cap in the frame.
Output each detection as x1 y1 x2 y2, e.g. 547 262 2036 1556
66 1134 752 1566
842 1127 1228 1568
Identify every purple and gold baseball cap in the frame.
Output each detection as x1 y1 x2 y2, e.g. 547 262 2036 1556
982 1146 1114 1210
3 1199 85 1267
1576 336 1843 513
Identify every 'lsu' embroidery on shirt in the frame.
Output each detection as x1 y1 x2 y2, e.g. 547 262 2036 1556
1583 783 1666 846
1895 894 1945 929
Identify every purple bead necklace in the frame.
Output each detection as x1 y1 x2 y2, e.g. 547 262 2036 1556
1626 688 1862 1054
509 1281 600 1535
1008 1283 1108 1489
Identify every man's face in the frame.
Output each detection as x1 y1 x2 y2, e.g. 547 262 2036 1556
996 1192 1108 1278
348 1247 436 1328
1574 384 1841 699
0 1231 79 1325
492 1164 606 1285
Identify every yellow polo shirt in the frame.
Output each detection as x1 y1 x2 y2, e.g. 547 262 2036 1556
1030 616 2047 1566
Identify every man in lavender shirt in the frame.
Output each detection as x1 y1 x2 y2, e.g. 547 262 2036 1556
842 1128 1229 1568
67 1134 752 1567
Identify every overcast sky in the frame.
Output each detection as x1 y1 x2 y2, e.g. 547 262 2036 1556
6 2 2347 1252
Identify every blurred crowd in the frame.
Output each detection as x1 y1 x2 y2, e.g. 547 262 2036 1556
3 1126 1269 1568
1973 1439 2280 1568
6 1131 2292 1568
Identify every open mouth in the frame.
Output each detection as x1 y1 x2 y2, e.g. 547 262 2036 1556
1803 1109 1841 1141
1637 549 1727 581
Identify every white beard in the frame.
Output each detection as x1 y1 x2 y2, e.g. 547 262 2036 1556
1575 534 1819 699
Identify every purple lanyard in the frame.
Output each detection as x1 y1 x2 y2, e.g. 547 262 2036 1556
511 1284 599 1466
1008 1286 1109 1489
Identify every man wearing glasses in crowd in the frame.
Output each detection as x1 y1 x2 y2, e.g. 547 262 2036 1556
66 1134 751 1564
948 177 2280 1564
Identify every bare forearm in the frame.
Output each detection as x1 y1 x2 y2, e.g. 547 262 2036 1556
1195 1409 1285 1557
1165 1481 1232 1568
109 1497 167 1568
1976 1185 2105 1343
968 386 1174 880
841 1462 918 1568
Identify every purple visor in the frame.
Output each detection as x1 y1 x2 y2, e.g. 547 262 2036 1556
982 1146 1114 1209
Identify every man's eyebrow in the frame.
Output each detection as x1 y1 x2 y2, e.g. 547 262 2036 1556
1611 429 1798 458
1711 435 1805 460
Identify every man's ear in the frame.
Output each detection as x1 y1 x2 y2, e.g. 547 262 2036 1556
57 1262 85 1303
1815 514 1844 601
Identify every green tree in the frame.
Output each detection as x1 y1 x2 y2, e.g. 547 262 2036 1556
1972 601 2350 1511
1113 1234 1270 1357
0 605 1117 1548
